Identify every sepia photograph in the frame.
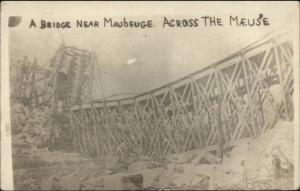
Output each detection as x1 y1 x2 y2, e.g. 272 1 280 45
1 1 299 190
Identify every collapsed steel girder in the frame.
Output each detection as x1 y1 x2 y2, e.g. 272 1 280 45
51 45 96 108
47 45 96 151
10 44 97 151
70 34 294 159
10 44 96 110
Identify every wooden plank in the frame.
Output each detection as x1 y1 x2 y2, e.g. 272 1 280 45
90 104 100 155
273 43 290 120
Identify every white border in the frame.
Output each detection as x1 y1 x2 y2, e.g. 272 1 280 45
0 1 299 190
293 10 300 189
1 2 14 190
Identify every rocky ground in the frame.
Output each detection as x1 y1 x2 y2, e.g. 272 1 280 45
12 116 294 190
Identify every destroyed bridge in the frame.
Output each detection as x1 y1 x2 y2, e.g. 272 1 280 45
12 30 294 159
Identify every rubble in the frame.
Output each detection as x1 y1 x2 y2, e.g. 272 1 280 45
15 121 293 190
205 120 294 189
11 98 294 190
11 103 50 151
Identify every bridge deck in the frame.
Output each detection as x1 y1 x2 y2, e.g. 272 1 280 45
69 32 294 159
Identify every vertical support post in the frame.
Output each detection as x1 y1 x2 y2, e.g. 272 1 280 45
241 53 257 137
75 113 84 153
149 93 159 157
273 40 290 121
214 66 225 162
257 89 265 130
91 103 100 156
79 109 87 153
169 86 180 154
190 77 204 149
76 113 81 152
103 102 111 155
133 98 144 155
69 112 77 152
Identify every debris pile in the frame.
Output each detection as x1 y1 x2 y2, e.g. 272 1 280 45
199 120 294 190
12 119 294 190
11 103 50 153
11 101 73 154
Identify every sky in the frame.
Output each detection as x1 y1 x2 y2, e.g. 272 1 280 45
6 1 298 100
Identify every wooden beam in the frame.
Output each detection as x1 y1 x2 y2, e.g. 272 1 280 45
273 42 290 120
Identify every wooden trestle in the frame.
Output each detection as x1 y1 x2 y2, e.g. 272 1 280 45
69 33 294 159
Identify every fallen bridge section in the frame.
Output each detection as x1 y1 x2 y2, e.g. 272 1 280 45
70 32 294 159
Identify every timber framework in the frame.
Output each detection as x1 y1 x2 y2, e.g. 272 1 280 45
11 30 295 159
